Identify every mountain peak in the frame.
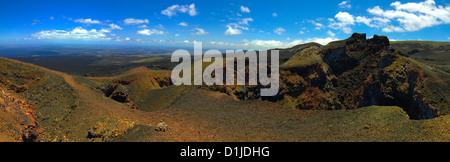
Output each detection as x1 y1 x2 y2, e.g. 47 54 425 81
345 33 389 47
350 33 367 41
368 34 389 46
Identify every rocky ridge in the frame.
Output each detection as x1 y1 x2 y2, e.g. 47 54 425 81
205 33 446 119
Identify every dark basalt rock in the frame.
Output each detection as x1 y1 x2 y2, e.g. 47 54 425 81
110 91 130 103
368 34 389 47
203 33 442 119
346 33 367 45
22 125 39 142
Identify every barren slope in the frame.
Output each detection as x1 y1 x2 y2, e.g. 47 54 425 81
1 33 449 142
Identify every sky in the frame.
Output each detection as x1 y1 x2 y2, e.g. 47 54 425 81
1 0 450 49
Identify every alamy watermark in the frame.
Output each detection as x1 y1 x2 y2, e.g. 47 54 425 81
171 42 279 96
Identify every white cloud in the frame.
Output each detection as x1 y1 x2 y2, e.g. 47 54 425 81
327 0 450 33
31 27 113 40
161 3 198 17
247 40 285 48
335 12 355 25
259 30 271 34
50 16 54 20
355 16 372 26
187 4 198 16
365 0 450 32
137 29 166 35
225 25 243 35
31 20 41 26
155 24 165 30
125 37 131 41
109 24 123 30
224 17 253 35
339 1 352 9
161 5 179 17
240 6 250 13
74 18 102 24
305 37 338 45
329 12 355 33
239 18 253 25
209 41 234 46
134 37 338 49
191 28 209 36
130 37 338 49
272 13 278 17
178 22 188 26
138 25 148 28
356 16 391 29
124 18 149 25
327 30 335 37
309 20 324 30
174 34 181 37
273 27 286 35
381 25 405 32
242 37 337 49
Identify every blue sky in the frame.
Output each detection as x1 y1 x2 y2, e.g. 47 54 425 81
1 0 450 49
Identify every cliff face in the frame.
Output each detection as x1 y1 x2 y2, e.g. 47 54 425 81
206 33 445 119
280 33 442 119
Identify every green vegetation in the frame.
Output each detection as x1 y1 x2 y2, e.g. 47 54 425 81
87 116 137 142
318 105 449 141
281 46 322 69
129 54 146 58
390 40 450 47
129 57 164 63
25 72 79 141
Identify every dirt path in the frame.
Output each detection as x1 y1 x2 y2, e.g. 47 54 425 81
86 66 156 81
139 89 321 142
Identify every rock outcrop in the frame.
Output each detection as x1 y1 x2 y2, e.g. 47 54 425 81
98 73 173 110
204 33 443 119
